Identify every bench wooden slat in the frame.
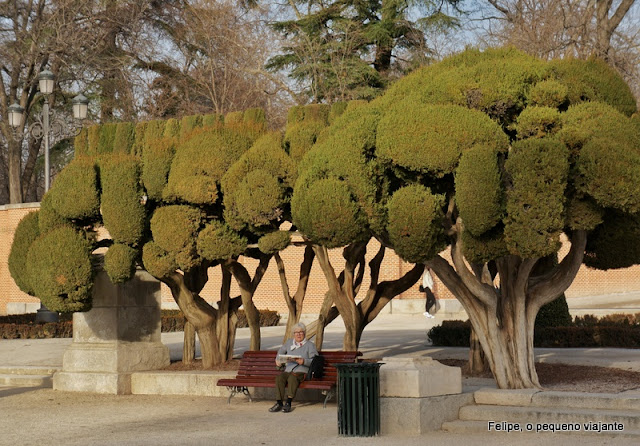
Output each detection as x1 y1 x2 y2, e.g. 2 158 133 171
217 350 361 390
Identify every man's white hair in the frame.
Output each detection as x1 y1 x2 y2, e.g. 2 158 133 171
292 322 306 333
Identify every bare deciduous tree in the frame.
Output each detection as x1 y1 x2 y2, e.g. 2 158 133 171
479 0 640 98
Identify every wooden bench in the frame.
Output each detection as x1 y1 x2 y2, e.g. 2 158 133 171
217 350 362 407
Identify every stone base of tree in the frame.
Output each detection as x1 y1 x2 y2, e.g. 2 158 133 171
380 357 468 433
53 270 170 394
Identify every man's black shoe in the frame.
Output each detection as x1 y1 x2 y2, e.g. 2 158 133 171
282 403 292 413
269 403 283 412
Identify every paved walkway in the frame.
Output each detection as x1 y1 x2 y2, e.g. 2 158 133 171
1 314 640 445
2 314 640 372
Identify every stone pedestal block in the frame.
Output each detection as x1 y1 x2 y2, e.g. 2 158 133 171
379 357 465 434
380 393 474 433
54 270 170 394
380 356 461 398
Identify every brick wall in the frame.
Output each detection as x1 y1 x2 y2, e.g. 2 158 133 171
0 204 41 314
2 204 640 316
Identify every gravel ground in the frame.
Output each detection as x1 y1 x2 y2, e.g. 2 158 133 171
440 359 640 393
0 387 632 446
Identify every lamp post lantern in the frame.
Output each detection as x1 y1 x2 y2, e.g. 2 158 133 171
8 69 88 193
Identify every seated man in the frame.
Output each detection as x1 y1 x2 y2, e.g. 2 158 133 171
269 322 318 413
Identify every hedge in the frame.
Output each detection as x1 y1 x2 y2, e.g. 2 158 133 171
0 310 281 339
428 314 640 348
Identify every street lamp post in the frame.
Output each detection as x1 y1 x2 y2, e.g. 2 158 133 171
8 69 89 193
7 69 89 322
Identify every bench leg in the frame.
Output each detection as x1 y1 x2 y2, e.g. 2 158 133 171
322 389 335 408
226 386 253 405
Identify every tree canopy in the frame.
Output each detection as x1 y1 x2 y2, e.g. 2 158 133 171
291 47 640 388
9 47 640 385
9 108 293 367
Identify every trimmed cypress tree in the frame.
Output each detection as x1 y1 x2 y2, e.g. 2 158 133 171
10 108 288 368
292 47 640 388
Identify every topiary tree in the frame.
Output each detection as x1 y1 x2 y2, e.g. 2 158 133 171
292 100 425 350
9 108 295 368
292 47 640 388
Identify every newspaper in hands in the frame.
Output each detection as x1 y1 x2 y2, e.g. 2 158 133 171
277 354 302 366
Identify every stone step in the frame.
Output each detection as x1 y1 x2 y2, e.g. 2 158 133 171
0 366 59 376
475 388 640 411
0 373 53 388
441 419 640 437
459 404 640 429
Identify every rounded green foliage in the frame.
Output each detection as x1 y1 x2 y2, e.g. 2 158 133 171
222 132 296 230
142 241 177 279
86 125 101 155
99 154 146 246
287 106 305 124
243 107 267 125
527 79 568 108
258 231 291 254
515 106 562 139
47 157 100 220
295 104 383 233
197 221 247 260
558 102 639 153
455 144 504 236
287 104 330 124
461 226 509 264
142 137 177 201
38 192 68 233
8 211 40 295
150 205 202 270
504 138 569 258
549 58 637 116
104 243 138 283
387 185 446 263
180 115 203 139
328 102 348 124
131 121 148 157
232 170 284 227
163 118 181 138
292 178 367 248
377 102 509 176
26 226 93 313
632 113 640 132
202 113 223 127
285 120 328 163
585 211 640 270
225 111 244 124
97 123 118 154
575 138 640 213
164 125 256 204
144 120 167 152
378 47 546 126
565 197 603 231
74 128 89 157
113 122 136 154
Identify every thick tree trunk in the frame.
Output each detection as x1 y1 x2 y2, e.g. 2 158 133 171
468 328 488 375
183 321 196 364
215 267 239 362
225 254 271 351
163 264 241 368
275 246 314 342
313 243 366 351
312 241 422 351
429 228 587 389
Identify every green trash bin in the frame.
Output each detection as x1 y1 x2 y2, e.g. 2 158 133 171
335 362 382 437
